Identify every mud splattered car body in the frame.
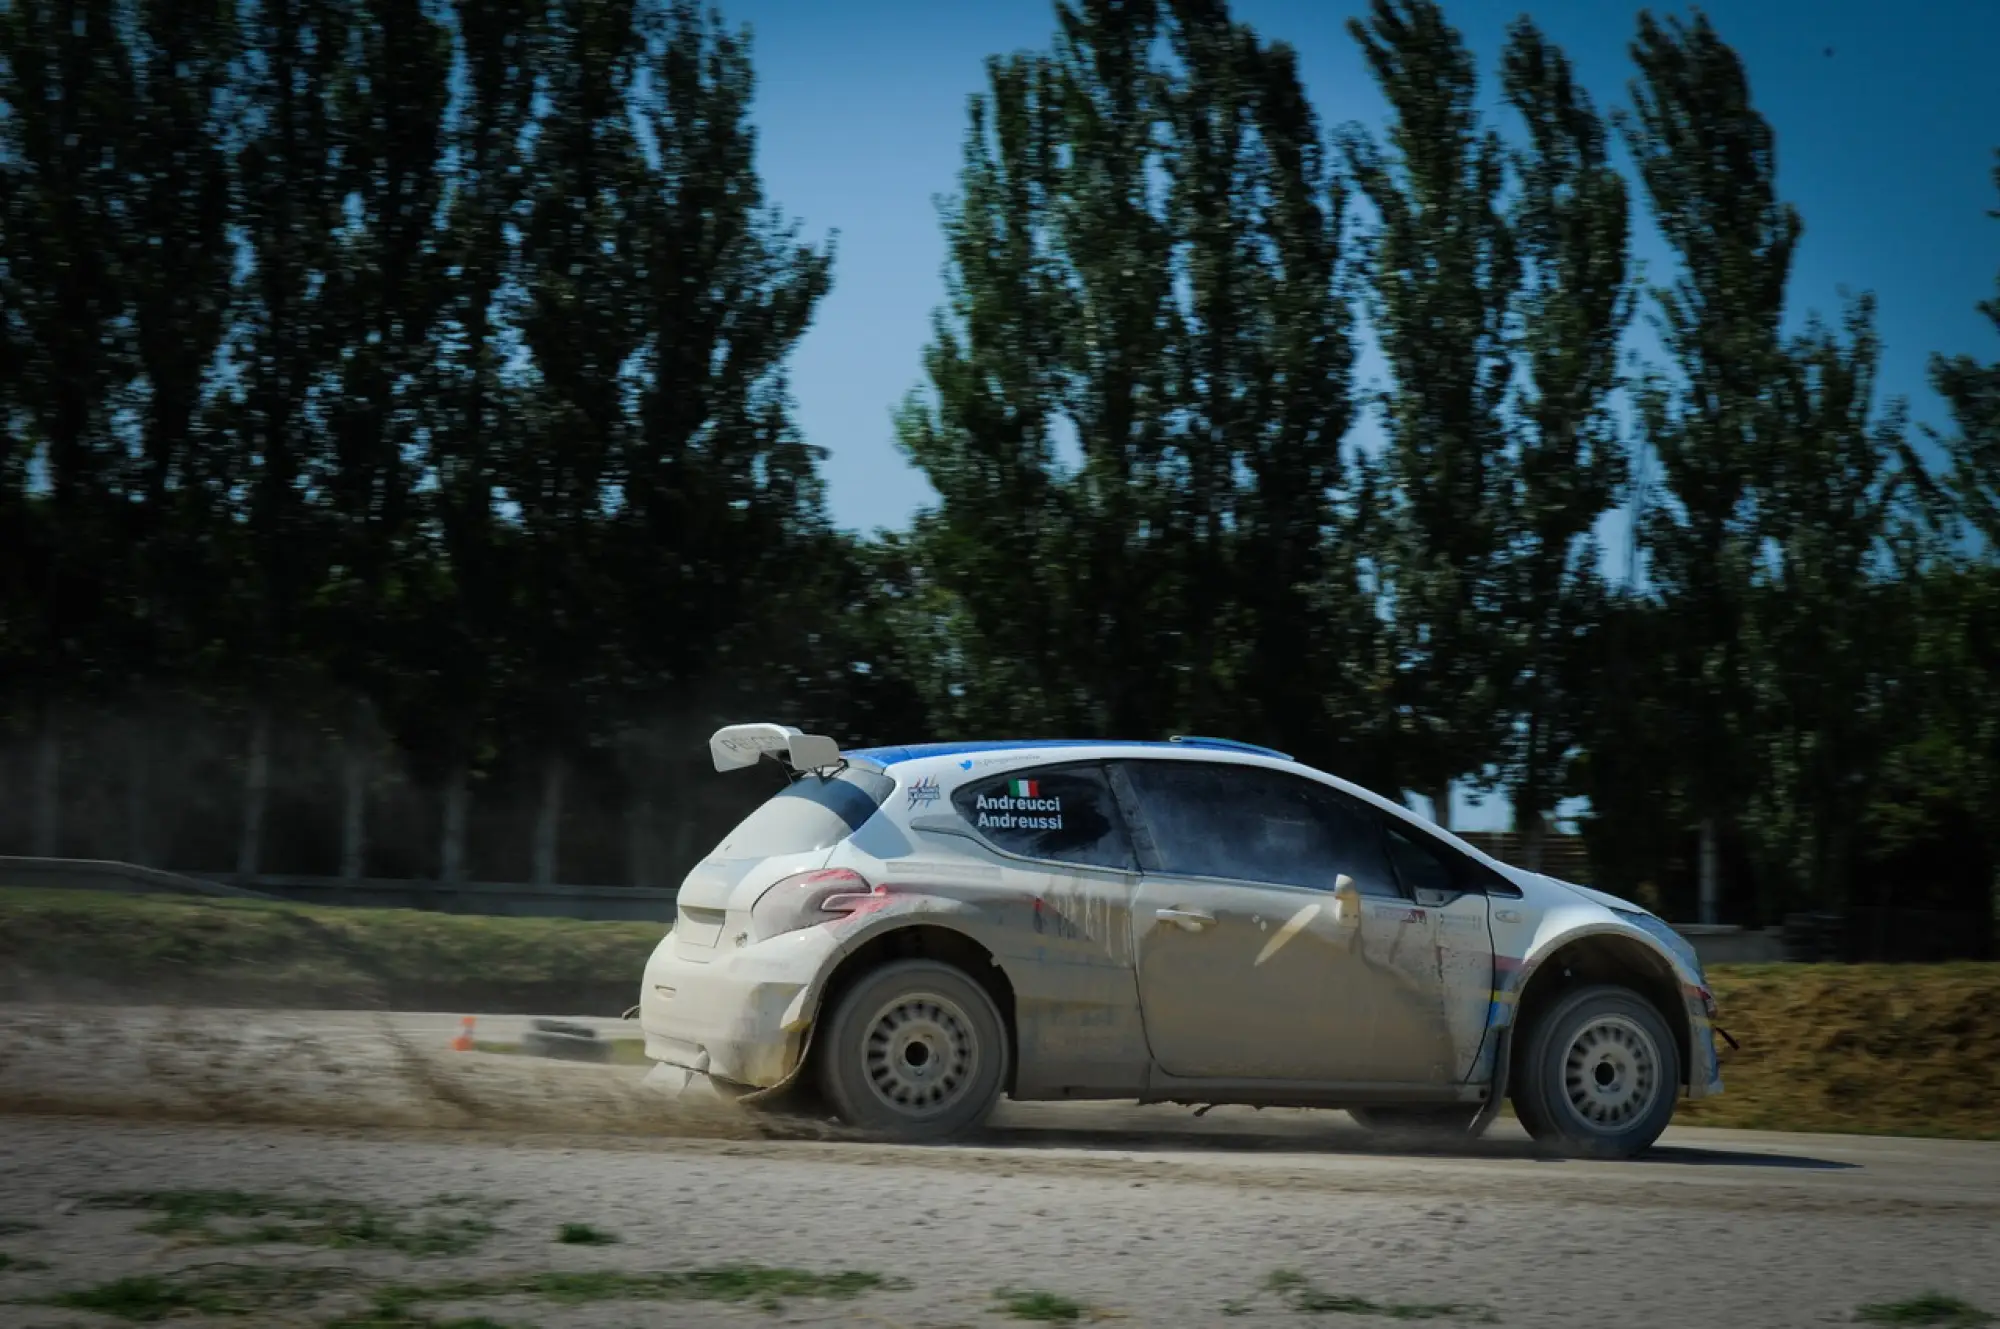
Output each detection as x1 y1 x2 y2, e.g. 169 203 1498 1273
639 725 1724 1157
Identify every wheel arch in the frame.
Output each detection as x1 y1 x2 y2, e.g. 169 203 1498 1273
1512 929 1693 1088
811 923 1022 1095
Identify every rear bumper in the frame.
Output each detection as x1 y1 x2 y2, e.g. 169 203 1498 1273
637 927 841 1089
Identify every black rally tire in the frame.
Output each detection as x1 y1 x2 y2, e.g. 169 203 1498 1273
1510 983 1681 1159
815 958 1009 1141
1346 1104 1487 1139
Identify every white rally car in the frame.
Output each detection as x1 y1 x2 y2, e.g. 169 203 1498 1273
637 724 1726 1158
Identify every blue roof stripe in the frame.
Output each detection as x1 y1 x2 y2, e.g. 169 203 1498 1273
849 737 1293 767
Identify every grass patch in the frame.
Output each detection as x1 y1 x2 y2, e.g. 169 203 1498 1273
555 1222 618 1245
1260 1270 1498 1322
86 1189 496 1257
48 1265 360 1321
0 1221 37 1237
504 1266 900 1310
43 1261 897 1323
0 1252 52 1273
1856 1293 1995 1326
994 1286 1098 1321
0 886 661 1013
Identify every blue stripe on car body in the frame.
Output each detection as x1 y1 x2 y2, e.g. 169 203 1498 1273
848 737 1293 767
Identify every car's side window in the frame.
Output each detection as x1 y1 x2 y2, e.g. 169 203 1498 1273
949 763 1135 871
1116 760 1402 897
1383 819 1521 898
1384 822 1456 895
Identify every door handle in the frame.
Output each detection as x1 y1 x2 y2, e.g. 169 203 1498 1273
1156 907 1215 932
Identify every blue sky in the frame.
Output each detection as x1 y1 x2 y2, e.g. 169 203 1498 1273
720 0 2000 830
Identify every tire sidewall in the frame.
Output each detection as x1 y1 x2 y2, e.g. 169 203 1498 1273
817 958 1008 1141
1519 984 1681 1159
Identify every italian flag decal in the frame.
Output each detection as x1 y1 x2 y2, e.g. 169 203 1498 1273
1008 779 1041 798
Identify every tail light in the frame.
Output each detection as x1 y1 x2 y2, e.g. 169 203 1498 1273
748 868 877 942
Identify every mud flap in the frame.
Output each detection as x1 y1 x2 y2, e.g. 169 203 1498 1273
640 1061 750 1107
1465 1024 1513 1140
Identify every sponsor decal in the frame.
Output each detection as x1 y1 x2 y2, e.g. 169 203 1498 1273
959 759 974 769
906 776 941 810
973 786 1064 832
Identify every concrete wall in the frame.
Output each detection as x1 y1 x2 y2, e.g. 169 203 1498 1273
1671 923 1787 966
0 855 275 901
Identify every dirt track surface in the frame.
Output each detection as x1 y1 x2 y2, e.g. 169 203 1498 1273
3 1006 1999 1328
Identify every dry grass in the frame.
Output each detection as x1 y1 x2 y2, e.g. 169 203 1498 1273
1680 963 2000 1139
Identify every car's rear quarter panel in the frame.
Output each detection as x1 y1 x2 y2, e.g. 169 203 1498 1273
829 766 1154 1097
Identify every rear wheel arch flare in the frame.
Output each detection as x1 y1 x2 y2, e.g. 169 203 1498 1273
1512 933 1692 1088
813 924 1021 1094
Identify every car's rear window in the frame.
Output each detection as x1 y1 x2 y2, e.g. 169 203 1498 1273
711 766 896 858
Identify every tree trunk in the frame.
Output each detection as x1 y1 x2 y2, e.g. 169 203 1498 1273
533 755 565 887
31 706 60 857
340 734 367 883
440 762 469 884
236 705 272 882
1698 816 1720 925
1518 804 1546 874
126 723 150 866
1430 782 1452 833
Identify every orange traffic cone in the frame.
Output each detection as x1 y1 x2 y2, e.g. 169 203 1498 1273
451 1015 476 1052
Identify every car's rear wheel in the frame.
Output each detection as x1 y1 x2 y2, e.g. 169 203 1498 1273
1511 984 1680 1159
816 959 1008 1141
1346 1104 1488 1140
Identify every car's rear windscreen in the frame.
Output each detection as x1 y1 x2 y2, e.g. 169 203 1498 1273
710 765 896 858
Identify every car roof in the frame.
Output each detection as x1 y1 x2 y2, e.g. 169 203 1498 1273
848 736 1293 767
849 736 1522 879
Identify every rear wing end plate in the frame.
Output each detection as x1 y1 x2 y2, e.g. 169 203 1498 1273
709 723 841 774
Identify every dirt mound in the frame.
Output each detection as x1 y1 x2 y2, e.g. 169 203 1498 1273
0 1004 850 1143
1681 963 2000 1139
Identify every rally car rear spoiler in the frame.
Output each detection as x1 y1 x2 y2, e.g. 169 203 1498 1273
708 723 841 773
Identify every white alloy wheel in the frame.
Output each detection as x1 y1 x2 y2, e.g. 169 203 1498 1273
1511 983 1681 1159
817 958 1008 1140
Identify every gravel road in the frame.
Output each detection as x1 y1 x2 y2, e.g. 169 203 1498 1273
2 1004 1998 1328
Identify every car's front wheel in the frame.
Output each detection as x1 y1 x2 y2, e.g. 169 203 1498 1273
816 958 1008 1141
1511 984 1680 1159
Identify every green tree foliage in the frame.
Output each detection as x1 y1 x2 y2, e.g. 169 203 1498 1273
315 0 453 729
1493 17 1633 866
1343 0 1519 825
0 1 135 713
900 0 1373 772
120 0 237 686
1610 7 1801 918
1745 296 1921 917
1934 151 2000 550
